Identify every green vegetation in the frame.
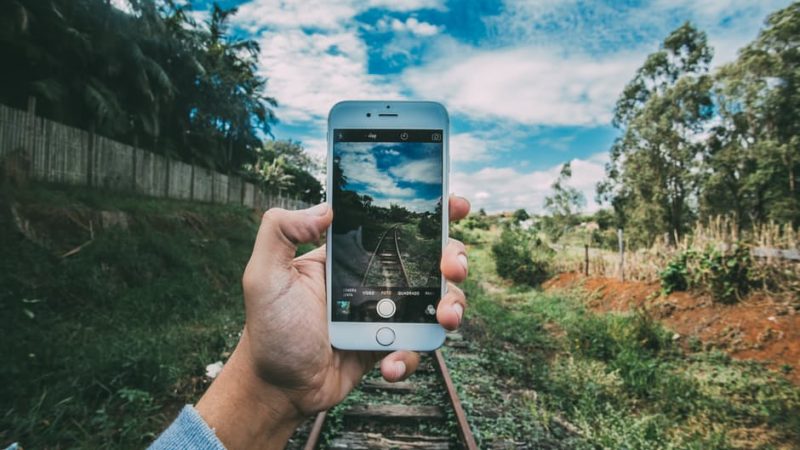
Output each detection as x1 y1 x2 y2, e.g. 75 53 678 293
0 185 258 448
660 245 752 303
0 0 322 201
491 226 553 287
598 4 800 247
543 162 586 243
247 140 324 203
452 233 800 449
1 1 269 172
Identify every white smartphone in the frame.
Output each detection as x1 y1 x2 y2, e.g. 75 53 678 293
326 101 449 351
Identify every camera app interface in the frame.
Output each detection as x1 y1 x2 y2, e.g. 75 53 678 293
331 129 443 323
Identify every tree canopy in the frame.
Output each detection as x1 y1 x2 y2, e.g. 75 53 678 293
0 0 278 175
598 4 800 246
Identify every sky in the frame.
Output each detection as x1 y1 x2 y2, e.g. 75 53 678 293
335 141 443 213
178 0 792 213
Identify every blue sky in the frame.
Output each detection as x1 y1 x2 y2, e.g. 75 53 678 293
335 141 443 212
178 0 792 213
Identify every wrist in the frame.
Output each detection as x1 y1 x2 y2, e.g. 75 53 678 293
196 331 305 450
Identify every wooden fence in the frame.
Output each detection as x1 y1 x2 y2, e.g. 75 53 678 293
554 232 799 283
0 101 309 211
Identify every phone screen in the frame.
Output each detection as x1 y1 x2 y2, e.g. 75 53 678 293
331 129 444 323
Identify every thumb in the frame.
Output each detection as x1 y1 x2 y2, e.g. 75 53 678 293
247 203 332 275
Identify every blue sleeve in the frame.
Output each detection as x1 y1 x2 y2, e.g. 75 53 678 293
149 405 226 450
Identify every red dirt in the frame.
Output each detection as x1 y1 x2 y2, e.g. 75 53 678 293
544 273 800 385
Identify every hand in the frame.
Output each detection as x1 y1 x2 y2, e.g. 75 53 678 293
196 195 471 450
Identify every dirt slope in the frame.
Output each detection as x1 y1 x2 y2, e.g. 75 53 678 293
545 273 800 385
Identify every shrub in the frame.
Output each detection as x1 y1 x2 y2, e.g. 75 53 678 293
659 245 751 303
659 251 692 295
695 245 751 304
491 227 553 286
450 224 482 245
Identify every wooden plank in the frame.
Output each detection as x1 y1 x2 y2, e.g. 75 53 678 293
360 379 417 394
753 247 800 262
343 404 444 420
329 432 449 449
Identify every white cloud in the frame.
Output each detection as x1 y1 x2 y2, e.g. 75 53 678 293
109 0 133 13
231 1 448 126
404 47 641 126
451 152 609 214
378 17 442 36
450 132 491 162
372 196 441 213
237 0 445 32
389 159 441 184
338 143 416 198
254 28 402 124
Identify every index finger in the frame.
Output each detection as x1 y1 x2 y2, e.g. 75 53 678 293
449 195 470 222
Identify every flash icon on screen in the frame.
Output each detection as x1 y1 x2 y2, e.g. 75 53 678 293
431 133 441 141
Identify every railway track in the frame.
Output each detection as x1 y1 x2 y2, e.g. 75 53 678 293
293 225 476 448
300 335 478 450
361 224 411 288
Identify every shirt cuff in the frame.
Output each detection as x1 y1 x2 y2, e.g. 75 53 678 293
149 405 226 450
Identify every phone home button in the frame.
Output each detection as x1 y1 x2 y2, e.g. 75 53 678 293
376 298 396 318
375 327 395 346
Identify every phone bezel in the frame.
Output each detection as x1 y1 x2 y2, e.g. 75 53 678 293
326 100 449 351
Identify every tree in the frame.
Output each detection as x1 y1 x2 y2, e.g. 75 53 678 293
254 156 293 195
512 208 530 223
0 0 277 176
598 22 714 246
247 140 323 203
702 3 800 228
544 162 585 241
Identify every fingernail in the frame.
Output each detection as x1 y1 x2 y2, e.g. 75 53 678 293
457 254 468 273
305 203 328 216
393 361 406 379
452 303 463 325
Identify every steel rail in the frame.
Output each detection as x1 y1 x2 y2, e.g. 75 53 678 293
360 224 399 286
433 349 479 450
393 227 412 287
302 410 327 450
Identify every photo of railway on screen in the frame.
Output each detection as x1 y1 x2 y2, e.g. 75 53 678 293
331 141 443 322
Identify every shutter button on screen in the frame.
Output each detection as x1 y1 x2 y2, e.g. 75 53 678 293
376 327 395 346
376 298 396 318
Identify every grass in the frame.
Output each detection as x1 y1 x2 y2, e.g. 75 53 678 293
4 188 798 449
1 184 259 448
449 236 800 449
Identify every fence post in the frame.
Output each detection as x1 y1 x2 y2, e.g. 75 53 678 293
617 228 625 281
25 97 36 179
190 163 195 200
164 156 170 198
132 134 138 192
87 123 95 187
584 244 589 276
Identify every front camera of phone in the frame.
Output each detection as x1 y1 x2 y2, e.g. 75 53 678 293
386 105 391 109
366 113 371 117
